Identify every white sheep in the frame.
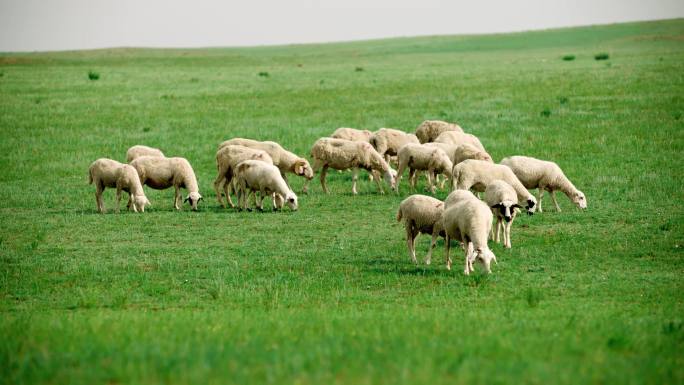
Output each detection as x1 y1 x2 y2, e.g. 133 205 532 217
500 155 587 212
484 180 521 249
218 138 313 192
214 145 274 208
395 144 453 194
415 120 464 143
129 156 203 211
234 160 298 212
369 128 420 165
331 127 373 142
443 189 479 210
126 145 165 162
310 138 396 195
88 158 150 213
396 195 445 265
443 198 497 275
434 131 486 152
452 159 537 215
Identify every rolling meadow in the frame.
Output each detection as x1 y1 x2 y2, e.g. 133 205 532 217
1 18 683 384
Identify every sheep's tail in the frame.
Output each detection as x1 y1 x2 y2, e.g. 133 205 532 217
396 207 403 222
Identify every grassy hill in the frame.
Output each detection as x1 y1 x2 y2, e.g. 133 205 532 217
1 18 683 384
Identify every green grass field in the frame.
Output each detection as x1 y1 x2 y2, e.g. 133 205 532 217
1 18 683 384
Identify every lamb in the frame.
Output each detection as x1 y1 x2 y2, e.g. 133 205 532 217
331 127 373 142
88 158 150 213
213 145 274 208
129 156 203 211
484 180 521 249
369 128 420 165
434 131 486 152
126 145 165 162
218 138 314 192
443 198 497 275
415 120 464 143
310 138 396 195
396 195 445 265
395 144 453 194
234 160 298 212
443 189 479 210
500 155 587 212
452 159 537 215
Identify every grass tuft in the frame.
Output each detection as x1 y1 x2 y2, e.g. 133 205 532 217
562 54 576 61
258 71 270 77
595 53 610 60
540 108 551 117
559 96 569 104
87 71 100 80
355 66 364 72
525 287 542 307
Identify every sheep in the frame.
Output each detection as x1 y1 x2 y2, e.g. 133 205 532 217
310 138 397 194
88 158 150 213
395 144 453 194
126 145 165 162
234 160 298 212
415 120 464 143
331 127 372 142
214 145 274 208
396 195 446 265
484 180 521 249
129 156 203 211
369 128 420 165
444 189 479 210
452 159 537 215
218 138 313 192
443 198 497 275
434 131 486 152
500 155 587 212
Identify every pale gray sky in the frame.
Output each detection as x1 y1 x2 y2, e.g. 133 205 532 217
1 0 682 52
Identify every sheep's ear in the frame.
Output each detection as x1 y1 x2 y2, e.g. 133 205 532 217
491 203 503 209
184 197 190 203
512 204 522 209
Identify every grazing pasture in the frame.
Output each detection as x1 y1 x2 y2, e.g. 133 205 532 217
1 19 683 384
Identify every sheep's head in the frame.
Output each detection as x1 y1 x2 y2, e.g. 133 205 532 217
184 192 203 211
294 158 314 180
385 167 397 191
572 190 587 209
477 151 494 163
133 195 151 213
475 248 497 274
525 196 537 215
491 201 521 223
285 191 298 211
431 151 453 173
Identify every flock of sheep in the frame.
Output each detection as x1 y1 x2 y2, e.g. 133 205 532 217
88 119 587 274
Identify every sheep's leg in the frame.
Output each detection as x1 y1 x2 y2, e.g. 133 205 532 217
408 169 416 193
372 170 384 194
551 190 562 212
351 167 359 195
537 188 544 213
257 190 265 212
495 217 502 243
95 183 105 213
405 225 417 264
445 234 452 271
213 173 225 207
224 179 236 208
505 221 512 249
425 231 439 265
115 186 122 213
320 165 329 194
174 185 182 210
427 169 436 194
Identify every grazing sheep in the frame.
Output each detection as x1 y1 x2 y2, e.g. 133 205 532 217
415 120 464 143
88 158 150 213
218 138 314 192
310 138 396 195
395 144 453 194
500 155 587 212
444 189 479 210
453 143 493 165
331 127 373 142
452 159 537 215
396 195 445 265
434 131 486 152
484 180 521 249
130 156 203 211
126 145 165 162
369 128 420 165
234 160 298 212
443 199 497 275
214 145 274 208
